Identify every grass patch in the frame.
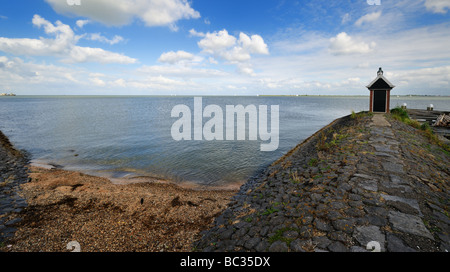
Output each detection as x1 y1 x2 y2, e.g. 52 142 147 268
268 227 300 246
308 158 318 166
262 206 279 216
290 171 302 184
351 110 374 119
390 107 409 122
390 106 450 153
317 131 349 151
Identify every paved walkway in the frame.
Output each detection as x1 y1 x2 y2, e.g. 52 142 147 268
194 114 449 252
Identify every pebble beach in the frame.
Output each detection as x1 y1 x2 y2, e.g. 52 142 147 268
0 131 236 252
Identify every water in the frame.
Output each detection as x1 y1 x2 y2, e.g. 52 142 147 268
0 95 449 187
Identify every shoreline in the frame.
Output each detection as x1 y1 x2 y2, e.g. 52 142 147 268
3 165 237 252
1 130 239 252
28 159 244 191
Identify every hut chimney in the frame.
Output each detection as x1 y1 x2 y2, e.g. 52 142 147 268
377 67 383 76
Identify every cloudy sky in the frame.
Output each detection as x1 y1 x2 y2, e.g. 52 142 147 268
0 0 449 95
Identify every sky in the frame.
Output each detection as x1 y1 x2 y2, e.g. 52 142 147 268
0 0 449 96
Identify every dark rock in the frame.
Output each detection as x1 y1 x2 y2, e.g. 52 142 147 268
353 225 386 251
268 241 288 252
244 237 261 250
255 240 269 252
219 228 234 240
388 211 434 240
328 241 348 252
386 233 417 252
314 218 331 232
313 236 332 249
290 239 307 252
332 219 354 234
283 230 299 239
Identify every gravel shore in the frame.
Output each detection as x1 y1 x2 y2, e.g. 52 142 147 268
0 134 236 252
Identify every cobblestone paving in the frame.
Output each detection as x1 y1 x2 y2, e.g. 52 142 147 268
194 113 449 252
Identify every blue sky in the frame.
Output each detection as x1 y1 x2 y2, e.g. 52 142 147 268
0 0 449 95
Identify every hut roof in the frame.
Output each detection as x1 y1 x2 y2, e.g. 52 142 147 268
366 68 395 90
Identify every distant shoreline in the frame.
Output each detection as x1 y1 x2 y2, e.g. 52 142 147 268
2 94 449 98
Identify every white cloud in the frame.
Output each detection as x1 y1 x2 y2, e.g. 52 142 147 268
45 0 200 29
0 56 11 68
191 30 269 77
198 29 269 64
208 57 218 64
424 0 450 14
90 77 106 87
0 15 136 64
239 33 269 55
0 15 77 56
76 19 90 28
271 31 328 54
112 78 126 87
251 22 450 95
236 64 255 76
0 56 217 94
389 66 450 86
137 65 228 78
158 50 195 64
189 29 205 37
355 11 382 27
88 33 124 45
341 13 351 24
198 30 237 55
329 32 376 55
0 56 84 87
67 46 135 64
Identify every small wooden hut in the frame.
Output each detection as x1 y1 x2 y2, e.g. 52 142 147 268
366 68 395 113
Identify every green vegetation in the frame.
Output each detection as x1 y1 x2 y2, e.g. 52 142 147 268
420 122 431 131
308 158 318 166
262 206 279 216
390 107 409 122
318 130 349 151
351 110 373 119
390 106 449 153
244 216 253 223
289 171 302 184
268 227 300 246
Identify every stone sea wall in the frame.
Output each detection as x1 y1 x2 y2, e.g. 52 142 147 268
0 131 29 245
194 113 450 252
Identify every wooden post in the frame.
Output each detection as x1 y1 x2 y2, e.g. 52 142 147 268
386 90 390 113
369 90 373 112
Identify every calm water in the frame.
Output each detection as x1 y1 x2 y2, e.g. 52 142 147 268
0 95 449 187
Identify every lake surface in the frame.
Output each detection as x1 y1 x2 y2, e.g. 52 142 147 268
1 95 449 187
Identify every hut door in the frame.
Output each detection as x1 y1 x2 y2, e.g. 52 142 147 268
373 90 386 112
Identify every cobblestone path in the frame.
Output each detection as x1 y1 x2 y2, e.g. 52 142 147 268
194 113 449 252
